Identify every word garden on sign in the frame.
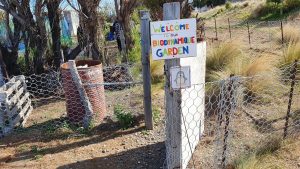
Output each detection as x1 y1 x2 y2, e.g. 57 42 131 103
150 18 197 60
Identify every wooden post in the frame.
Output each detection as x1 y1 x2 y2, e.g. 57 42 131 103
214 17 218 40
283 60 298 139
140 10 153 130
247 21 251 48
68 60 93 129
164 2 181 169
228 18 231 39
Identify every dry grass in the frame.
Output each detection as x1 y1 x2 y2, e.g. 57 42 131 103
150 58 164 84
209 55 280 95
280 24 300 44
280 41 300 67
206 41 243 81
233 135 300 169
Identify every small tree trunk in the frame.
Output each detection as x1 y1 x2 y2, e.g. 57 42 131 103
47 0 62 69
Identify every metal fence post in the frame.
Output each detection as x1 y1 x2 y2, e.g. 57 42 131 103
247 21 251 49
280 20 284 46
228 18 231 39
283 60 298 139
221 74 235 169
214 17 218 40
140 10 153 130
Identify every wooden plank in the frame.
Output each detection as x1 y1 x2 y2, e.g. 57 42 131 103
11 98 31 127
7 93 30 117
20 106 33 127
68 60 94 128
140 10 153 130
7 87 25 106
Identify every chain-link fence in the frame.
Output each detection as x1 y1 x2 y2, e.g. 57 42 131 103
163 61 299 169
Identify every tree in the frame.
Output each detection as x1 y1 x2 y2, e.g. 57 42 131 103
0 0 48 74
142 0 193 20
66 0 103 61
46 0 63 70
114 0 139 51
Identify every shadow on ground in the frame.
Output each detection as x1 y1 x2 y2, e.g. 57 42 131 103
0 114 146 163
57 142 166 169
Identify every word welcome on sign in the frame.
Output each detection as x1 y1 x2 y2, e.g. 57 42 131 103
150 18 197 60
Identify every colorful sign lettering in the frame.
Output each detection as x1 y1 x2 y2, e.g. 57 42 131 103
150 18 197 60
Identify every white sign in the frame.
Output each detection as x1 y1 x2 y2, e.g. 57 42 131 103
150 18 197 60
170 66 191 89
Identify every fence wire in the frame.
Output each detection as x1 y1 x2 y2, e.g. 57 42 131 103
0 63 143 138
0 52 299 169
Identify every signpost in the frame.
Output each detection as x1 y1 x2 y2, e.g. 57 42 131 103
150 18 197 60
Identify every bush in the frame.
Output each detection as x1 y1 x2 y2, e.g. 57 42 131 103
225 2 232 9
114 104 134 129
285 0 300 11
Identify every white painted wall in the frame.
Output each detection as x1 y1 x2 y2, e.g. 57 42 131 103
180 42 206 169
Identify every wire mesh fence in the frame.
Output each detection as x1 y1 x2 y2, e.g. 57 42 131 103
204 17 300 54
0 60 299 168
163 61 299 169
0 62 143 138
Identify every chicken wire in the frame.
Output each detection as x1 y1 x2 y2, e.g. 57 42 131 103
0 63 143 138
204 18 297 54
164 62 299 169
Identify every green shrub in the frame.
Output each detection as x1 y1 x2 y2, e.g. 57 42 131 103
114 104 134 129
225 2 232 9
285 0 300 11
153 107 161 124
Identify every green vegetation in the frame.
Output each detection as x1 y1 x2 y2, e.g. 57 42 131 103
225 2 233 10
150 58 164 84
114 104 134 129
153 106 161 125
252 0 300 20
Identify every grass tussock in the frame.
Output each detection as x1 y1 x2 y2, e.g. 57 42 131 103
233 137 286 169
206 41 242 77
281 41 300 67
207 47 280 96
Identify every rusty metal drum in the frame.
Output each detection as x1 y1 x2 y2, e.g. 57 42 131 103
60 60 106 125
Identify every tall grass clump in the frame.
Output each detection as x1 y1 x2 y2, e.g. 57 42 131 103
209 55 280 97
206 41 242 81
280 41 300 67
233 136 284 169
